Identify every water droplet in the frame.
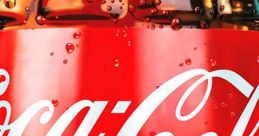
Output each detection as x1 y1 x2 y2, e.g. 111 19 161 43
0 75 6 83
170 18 182 30
63 59 68 64
185 58 192 65
114 63 120 68
220 5 225 11
151 24 155 30
113 18 118 24
73 32 81 39
114 59 120 68
209 58 217 67
50 52 54 56
228 93 234 99
200 20 208 29
110 0 115 3
230 112 236 117
145 17 151 22
66 43 75 54
3 0 16 8
159 24 164 29
257 56 259 63
212 104 218 109
139 0 146 5
179 62 184 67
128 41 132 47
220 102 228 108
150 8 158 14
25 7 31 12
123 33 127 38
23 20 27 25
51 99 59 107
154 0 161 5
162 10 169 15
128 4 135 12
35 15 47 25
194 6 202 14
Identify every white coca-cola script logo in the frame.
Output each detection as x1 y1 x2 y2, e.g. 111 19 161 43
0 68 258 136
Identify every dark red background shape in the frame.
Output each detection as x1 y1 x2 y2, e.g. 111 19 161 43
0 27 258 135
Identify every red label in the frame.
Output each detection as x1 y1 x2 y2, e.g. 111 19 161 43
0 28 258 136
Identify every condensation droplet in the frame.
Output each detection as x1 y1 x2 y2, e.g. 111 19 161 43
51 99 59 107
257 56 259 63
3 0 16 9
228 93 234 99
139 0 146 5
200 20 208 29
63 59 68 64
35 15 47 25
113 18 118 24
66 43 75 54
170 18 182 30
209 58 217 67
159 24 164 29
179 62 184 67
50 52 54 56
230 112 236 117
185 58 192 65
150 8 158 14
114 59 120 68
128 4 135 12
212 103 219 109
128 41 132 47
220 102 228 108
73 32 81 39
25 7 31 12
155 0 161 5
151 24 156 30
162 10 169 15
0 75 6 83
114 63 120 68
194 6 202 14
145 17 151 22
